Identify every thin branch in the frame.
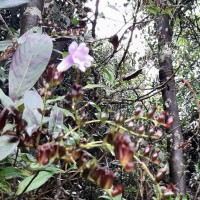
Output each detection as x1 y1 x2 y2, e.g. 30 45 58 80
91 0 100 38
0 14 14 38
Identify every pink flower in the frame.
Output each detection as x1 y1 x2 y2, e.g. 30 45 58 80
57 41 94 72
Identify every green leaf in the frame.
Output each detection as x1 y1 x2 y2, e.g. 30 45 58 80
89 102 101 112
107 4 120 12
0 88 15 109
83 84 104 90
112 193 123 200
62 51 68 58
46 95 66 104
0 0 30 9
0 180 11 193
60 108 75 120
71 17 79 26
103 67 115 85
147 6 161 15
16 171 54 195
98 195 112 200
9 33 53 101
28 163 62 173
0 167 29 179
105 143 114 156
162 6 174 18
49 105 63 133
0 135 20 161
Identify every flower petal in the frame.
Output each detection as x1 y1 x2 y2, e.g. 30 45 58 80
78 64 86 72
57 55 73 72
69 41 78 54
77 43 89 54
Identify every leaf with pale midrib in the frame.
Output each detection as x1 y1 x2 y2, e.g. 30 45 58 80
9 33 53 101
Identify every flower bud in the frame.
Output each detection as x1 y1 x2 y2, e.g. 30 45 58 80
151 150 161 164
112 185 123 197
124 162 135 172
155 167 167 183
100 170 114 189
165 116 173 127
154 128 162 139
143 144 151 157
162 189 174 199
127 121 135 130
149 126 155 136
114 134 135 167
137 124 145 135
157 111 166 124
134 104 143 116
100 112 108 122
147 105 157 119
115 112 124 125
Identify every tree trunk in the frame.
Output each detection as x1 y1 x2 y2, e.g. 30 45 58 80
157 14 186 194
20 0 44 35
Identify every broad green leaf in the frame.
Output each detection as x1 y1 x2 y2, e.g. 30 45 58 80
112 193 123 200
0 40 12 51
0 180 11 193
18 27 43 44
83 84 104 90
0 135 19 161
28 163 63 173
9 33 53 101
0 0 30 9
0 167 29 179
16 171 54 195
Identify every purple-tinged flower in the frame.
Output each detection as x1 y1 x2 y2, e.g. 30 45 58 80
57 41 94 72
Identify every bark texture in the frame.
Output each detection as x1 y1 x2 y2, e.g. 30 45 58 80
20 0 44 35
157 14 186 194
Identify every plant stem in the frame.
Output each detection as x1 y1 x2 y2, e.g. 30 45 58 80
134 155 162 200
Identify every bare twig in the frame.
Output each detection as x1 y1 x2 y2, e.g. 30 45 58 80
91 0 100 38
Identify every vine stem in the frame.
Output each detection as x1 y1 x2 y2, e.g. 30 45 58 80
134 155 162 200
